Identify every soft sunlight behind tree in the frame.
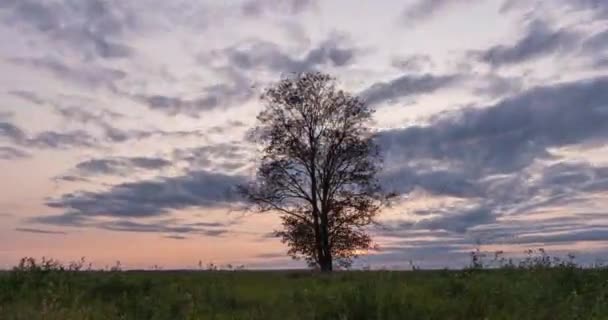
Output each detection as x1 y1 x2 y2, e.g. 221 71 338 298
240 72 391 271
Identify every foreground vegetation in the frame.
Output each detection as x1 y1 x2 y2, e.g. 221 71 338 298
1 253 608 319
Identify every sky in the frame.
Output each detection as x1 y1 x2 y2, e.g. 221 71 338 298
1 0 608 270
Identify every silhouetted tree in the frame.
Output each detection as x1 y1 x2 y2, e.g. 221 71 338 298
240 72 389 271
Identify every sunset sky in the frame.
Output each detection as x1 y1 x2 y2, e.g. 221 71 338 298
1 0 608 269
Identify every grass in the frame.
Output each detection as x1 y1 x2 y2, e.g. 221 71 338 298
1 254 608 319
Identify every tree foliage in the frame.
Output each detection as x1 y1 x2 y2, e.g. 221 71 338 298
241 72 389 271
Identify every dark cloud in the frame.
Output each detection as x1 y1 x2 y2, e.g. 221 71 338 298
5 92 206 144
471 73 524 98
10 57 126 89
255 252 285 259
414 206 494 233
53 175 91 183
139 34 356 117
207 120 247 135
509 228 608 244
402 0 482 24
29 212 88 227
474 20 579 67
1 121 96 150
73 156 171 176
28 130 98 149
2 116 146 151
381 165 480 198
100 127 208 144
378 76 608 176
0 111 13 120
363 244 471 269
583 29 608 51
165 235 187 240
502 0 608 20
582 29 608 68
360 74 459 106
9 90 46 105
10 90 125 124
29 214 229 237
595 56 608 68
173 143 252 172
0 146 30 160
0 121 26 142
382 162 608 237
54 106 135 144
97 220 227 236
50 101 207 143
376 76 608 234
391 54 435 72
45 170 246 218
566 0 608 18
134 78 254 117
1 0 135 59
54 105 124 125
241 0 315 17
224 34 357 73
15 227 67 235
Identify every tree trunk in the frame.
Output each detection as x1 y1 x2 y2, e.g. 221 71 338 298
319 254 332 272
319 214 332 272
321 253 333 272
313 220 329 272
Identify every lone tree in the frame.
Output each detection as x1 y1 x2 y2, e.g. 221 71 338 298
241 72 389 271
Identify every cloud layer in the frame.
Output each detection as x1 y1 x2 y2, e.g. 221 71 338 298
2 0 608 268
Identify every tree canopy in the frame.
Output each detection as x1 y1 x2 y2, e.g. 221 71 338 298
241 72 389 271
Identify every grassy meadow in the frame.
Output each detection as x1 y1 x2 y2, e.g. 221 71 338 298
1 255 608 319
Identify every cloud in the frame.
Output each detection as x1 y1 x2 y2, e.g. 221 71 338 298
9 90 46 105
364 243 471 269
5 92 204 144
0 111 13 120
474 20 579 67
97 220 228 236
133 75 254 117
376 76 608 235
0 146 30 160
502 1 608 20
378 76 608 176
391 54 435 72
381 165 480 198
54 105 124 125
1 122 96 150
29 212 88 227
45 170 246 218
581 29 608 67
402 0 482 24
165 235 187 240
414 205 494 233
0 121 26 142
9 57 126 89
1 0 135 59
29 214 229 237
360 74 459 106
28 131 99 149
566 0 608 19
73 156 172 176
509 228 608 244
15 227 67 235
172 143 252 172
471 74 524 98
224 33 358 73
241 0 316 16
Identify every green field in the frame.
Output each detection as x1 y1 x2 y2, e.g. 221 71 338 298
1 258 608 319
